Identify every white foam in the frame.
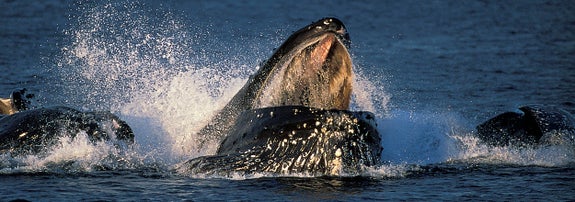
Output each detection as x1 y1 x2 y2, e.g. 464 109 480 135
121 70 247 160
0 131 139 173
50 2 253 164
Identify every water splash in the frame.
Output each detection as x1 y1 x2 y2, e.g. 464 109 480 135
121 70 246 159
0 131 141 174
55 1 195 111
351 65 391 117
50 1 253 163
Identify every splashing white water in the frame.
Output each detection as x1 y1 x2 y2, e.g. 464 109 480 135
56 1 195 110
351 66 391 117
51 1 255 163
0 131 139 173
121 69 247 159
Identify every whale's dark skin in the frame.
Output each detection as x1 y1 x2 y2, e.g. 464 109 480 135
183 106 381 176
0 106 134 156
476 105 575 147
180 18 382 176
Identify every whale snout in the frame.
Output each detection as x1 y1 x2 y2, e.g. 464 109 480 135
324 18 350 45
306 18 350 47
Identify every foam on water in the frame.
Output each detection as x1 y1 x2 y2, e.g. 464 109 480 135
0 131 138 174
3 1 572 178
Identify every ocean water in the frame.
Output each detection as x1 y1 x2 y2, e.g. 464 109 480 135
1 0 574 201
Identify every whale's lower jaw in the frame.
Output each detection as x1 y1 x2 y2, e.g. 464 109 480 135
178 106 382 177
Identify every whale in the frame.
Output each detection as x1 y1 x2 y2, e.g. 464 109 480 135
198 18 354 147
179 18 383 176
476 105 575 147
0 89 134 156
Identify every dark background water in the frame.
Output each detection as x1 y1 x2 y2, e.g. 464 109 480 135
1 0 574 201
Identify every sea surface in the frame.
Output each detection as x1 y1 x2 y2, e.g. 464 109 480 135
1 0 574 201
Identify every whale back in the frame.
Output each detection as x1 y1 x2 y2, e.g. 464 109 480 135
0 106 134 156
183 106 381 176
476 105 575 147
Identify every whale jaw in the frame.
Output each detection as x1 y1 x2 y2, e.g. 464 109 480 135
253 18 353 110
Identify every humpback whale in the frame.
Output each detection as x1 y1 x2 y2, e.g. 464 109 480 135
198 18 353 146
0 89 134 156
476 105 575 147
179 18 382 176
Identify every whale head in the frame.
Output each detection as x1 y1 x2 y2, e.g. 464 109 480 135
247 17 353 110
200 18 355 145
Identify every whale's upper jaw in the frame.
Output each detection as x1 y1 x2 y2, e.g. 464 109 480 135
285 17 350 50
253 18 353 110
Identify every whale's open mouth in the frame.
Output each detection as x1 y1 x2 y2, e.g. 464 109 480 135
196 18 356 148
253 18 353 110
185 18 382 177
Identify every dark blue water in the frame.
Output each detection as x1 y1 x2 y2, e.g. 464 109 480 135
1 0 574 201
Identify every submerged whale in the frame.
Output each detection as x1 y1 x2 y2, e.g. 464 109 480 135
179 18 383 176
0 89 134 156
476 105 575 147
